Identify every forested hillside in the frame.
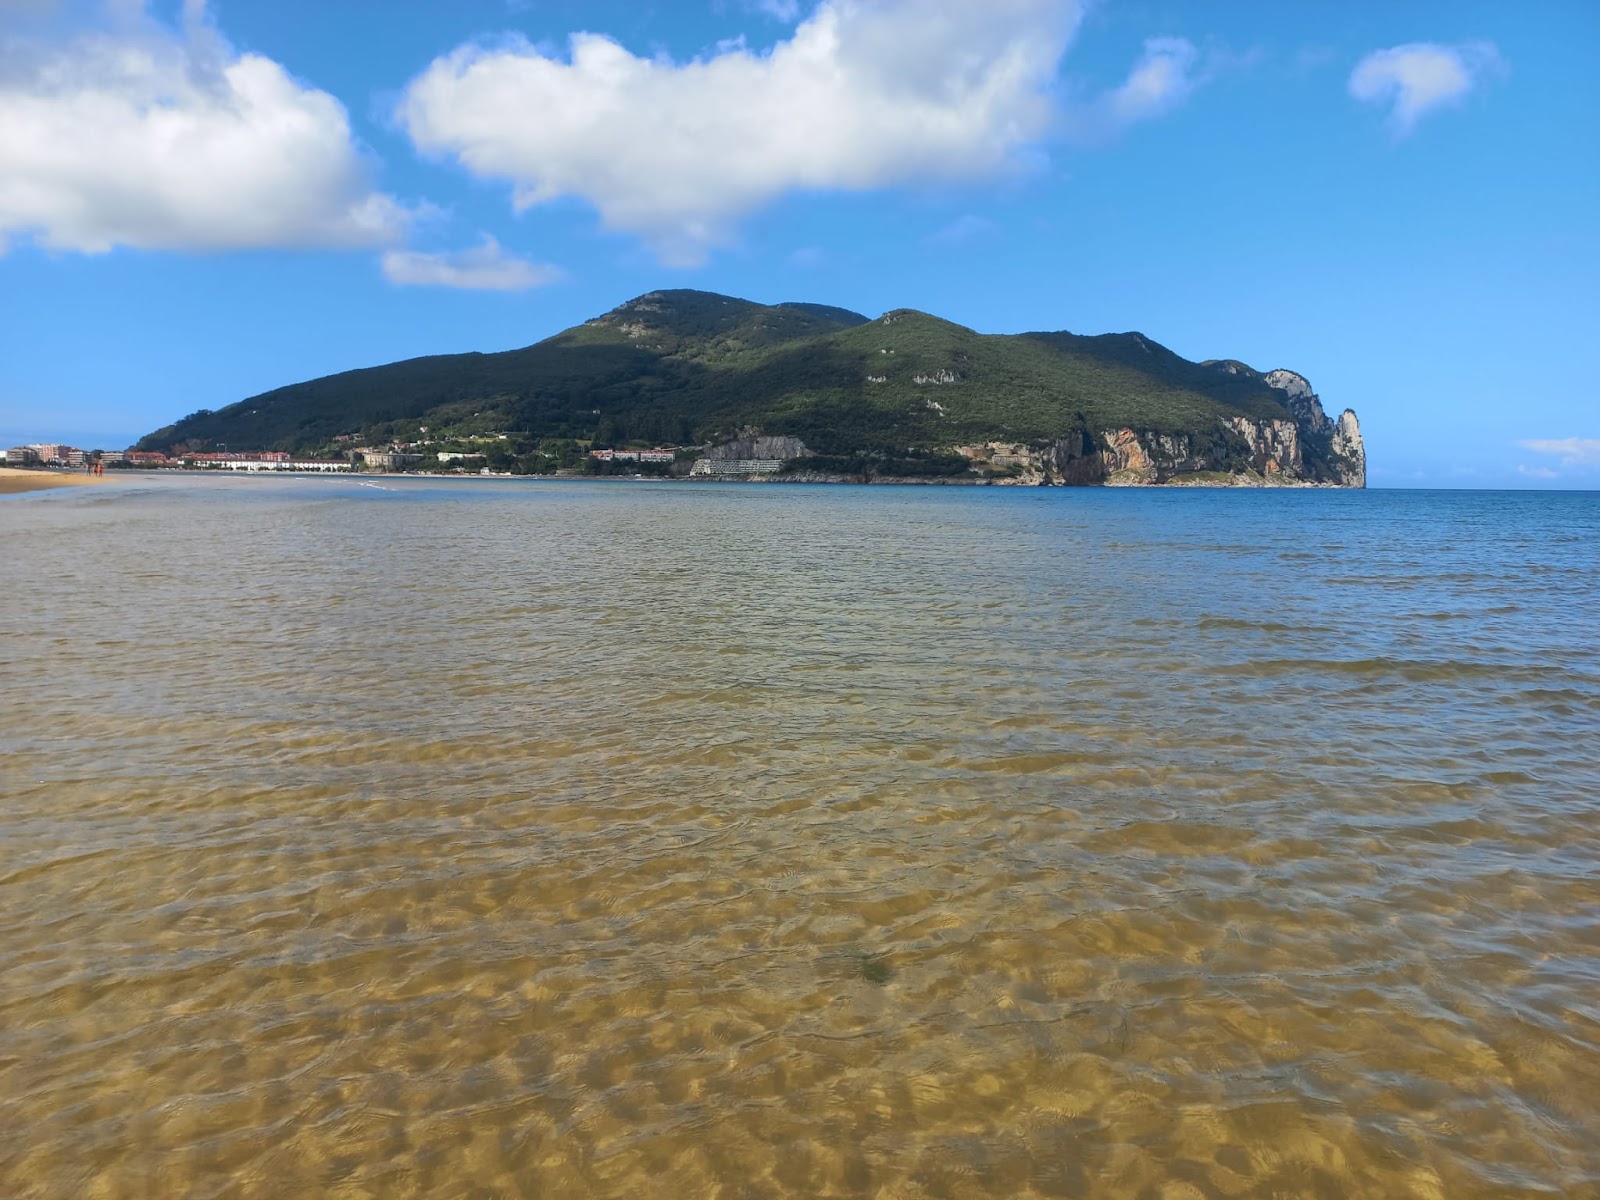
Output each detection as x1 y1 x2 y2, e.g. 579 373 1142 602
138 289 1354 482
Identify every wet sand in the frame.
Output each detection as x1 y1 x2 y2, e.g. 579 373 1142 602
0 466 114 495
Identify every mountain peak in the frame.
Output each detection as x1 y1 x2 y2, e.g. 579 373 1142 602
135 288 1363 486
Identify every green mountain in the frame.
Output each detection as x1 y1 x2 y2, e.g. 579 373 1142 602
137 289 1365 485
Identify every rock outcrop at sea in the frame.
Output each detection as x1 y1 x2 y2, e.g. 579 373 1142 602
1263 368 1366 487
1333 409 1367 487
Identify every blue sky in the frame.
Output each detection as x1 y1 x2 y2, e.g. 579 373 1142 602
1 0 1595 487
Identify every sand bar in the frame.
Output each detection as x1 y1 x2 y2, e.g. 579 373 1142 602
0 467 116 496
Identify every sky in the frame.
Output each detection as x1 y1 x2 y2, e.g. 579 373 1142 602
1 0 1596 488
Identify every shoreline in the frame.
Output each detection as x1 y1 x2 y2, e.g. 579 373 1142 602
372 467 1357 489
47 466 1362 490
0 467 117 496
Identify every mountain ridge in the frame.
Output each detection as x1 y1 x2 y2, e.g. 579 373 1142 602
137 289 1365 486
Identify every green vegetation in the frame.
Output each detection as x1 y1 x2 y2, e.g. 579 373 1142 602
848 949 893 986
136 289 1337 479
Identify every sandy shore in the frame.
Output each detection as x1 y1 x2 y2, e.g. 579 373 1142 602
0 467 116 496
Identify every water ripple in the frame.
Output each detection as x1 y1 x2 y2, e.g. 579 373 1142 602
2 478 1597 1198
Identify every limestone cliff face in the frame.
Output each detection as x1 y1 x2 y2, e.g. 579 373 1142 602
1264 370 1325 425
1223 417 1300 476
954 435 1106 485
954 408 1360 487
1096 424 1296 483
1193 364 1365 487
1038 433 1107 485
1259 369 1364 487
1091 411 1362 486
715 362 1365 488
1099 429 1195 481
1332 409 1366 487
701 435 810 461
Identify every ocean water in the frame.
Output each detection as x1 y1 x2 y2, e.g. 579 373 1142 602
1 475 1597 1199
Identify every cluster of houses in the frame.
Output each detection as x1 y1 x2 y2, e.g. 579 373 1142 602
2 445 352 472
4 443 97 466
157 452 348 471
4 443 187 467
689 458 783 476
177 454 351 472
589 448 678 464
7 437 696 475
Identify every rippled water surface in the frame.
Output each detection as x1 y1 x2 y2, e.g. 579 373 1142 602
2 476 1597 1199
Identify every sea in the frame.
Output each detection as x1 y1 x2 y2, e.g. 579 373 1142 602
2 474 1597 1199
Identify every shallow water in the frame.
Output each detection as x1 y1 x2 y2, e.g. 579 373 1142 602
2 476 1597 1198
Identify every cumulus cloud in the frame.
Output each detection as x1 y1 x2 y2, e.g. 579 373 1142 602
1348 41 1505 137
1057 35 1217 145
927 213 997 245
0 1 414 255
1517 437 1600 469
743 0 805 20
381 235 560 291
1098 37 1201 129
398 0 1084 266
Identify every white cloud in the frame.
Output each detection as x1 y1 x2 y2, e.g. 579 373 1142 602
1517 437 1600 468
381 235 560 291
928 213 997 245
1516 464 1558 480
0 1 414 255
744 0 804 21
0 0 57 18
398 0 1084 266
1100 37 1201 129
1348 41 1504 137
1059 36 1215 145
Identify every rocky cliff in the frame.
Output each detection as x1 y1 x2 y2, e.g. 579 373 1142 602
700 434 810 461
1332 409 1366 487
950 381 1364 488
1210 365 1365 487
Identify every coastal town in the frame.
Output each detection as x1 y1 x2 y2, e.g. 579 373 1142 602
5 417 1366 487
1 435 829 489
4 432 880 483
1 440 694 476
4 443 347 471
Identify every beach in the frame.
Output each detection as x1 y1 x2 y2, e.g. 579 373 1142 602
0 466 114 495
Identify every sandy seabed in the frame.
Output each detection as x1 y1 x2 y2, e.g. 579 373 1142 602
3 480 1598 1199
